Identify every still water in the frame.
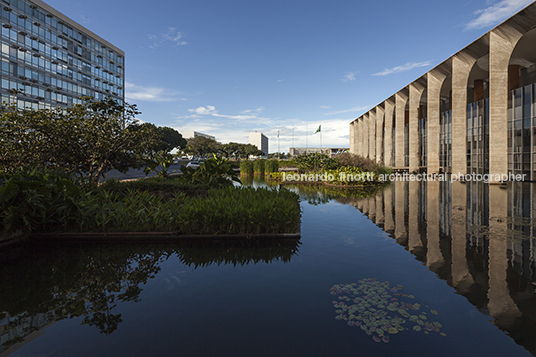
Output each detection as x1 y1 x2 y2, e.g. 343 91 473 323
0 178 535 356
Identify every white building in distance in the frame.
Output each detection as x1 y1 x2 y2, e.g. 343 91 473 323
181 131 215 140
249 132 268 156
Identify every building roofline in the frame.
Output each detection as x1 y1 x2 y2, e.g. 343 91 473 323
354 0 536 122
28 0 124 55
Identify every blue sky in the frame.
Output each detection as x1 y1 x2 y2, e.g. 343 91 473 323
44 0 535 153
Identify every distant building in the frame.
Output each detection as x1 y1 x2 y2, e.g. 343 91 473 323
181 131 215 140
290 147 349 157
0 0 125 109
249 132 268 156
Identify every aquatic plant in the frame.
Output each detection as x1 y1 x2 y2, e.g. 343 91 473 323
253 159 265 175
239 160 254 176
330 278 446 343
264 159 279 174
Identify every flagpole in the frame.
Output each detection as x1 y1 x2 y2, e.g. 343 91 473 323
305 123 308 155
277 126 280 160
320 129 322 154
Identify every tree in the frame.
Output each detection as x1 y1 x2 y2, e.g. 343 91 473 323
184 136 219 157
132 123 186 157
243 144 264 158
0 97 145 184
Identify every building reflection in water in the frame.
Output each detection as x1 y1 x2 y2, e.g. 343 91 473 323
346 180 536 355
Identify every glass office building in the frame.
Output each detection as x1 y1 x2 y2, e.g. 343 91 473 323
0 0 124 109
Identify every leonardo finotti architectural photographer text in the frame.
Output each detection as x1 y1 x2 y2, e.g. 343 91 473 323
282 172 527 183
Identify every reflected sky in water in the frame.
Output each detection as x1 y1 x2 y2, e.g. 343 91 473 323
0 178 534 356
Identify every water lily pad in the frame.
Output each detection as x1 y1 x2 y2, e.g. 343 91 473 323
440 332 447 337
388 327 399 334
373 335 381 343
376 328 384 336
430 309 439 315
413 325 422 332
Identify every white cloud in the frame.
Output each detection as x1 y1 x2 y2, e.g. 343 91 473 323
148 27 188 50
371 61 433 76
125 82 185 102
465 0 533 30
341 71 358 82
325 105 370 116
319 105 331 109
164 27 188 46
276 79 285 83
186 105 266 121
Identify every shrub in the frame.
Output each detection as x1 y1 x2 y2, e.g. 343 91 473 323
180 155 240 188
0 167 83 234
265 159 279 174
253 159 265 175
295 153 339 171
240 160 254 176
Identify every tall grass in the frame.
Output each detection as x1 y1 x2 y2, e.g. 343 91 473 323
265 159 279 174
239 160 254 176
1 169 301 236
253 159 265 175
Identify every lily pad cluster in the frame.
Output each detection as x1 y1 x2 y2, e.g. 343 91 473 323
330 278 446 343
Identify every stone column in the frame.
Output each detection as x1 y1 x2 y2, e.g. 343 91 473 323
375 192 384 226
357 118 363 157
395 92 408 168
452 54 476 176
394 180 406 244
489 28 522 182
451 181 474 292
349 121 356 154
426 180 444 270
362 195 369 216
427 71 447 174
362 114 369 159
369 109 376 162
368 195 376 222
487 185 521 326
408 180 422 253
384 99 394 167
375 106 384 164
409 83 424 173
383 184 394 232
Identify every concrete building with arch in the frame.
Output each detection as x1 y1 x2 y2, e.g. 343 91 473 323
349 2 536 182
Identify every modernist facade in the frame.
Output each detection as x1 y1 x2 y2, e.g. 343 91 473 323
350 2 536 182
249 132 269 156
0 0 124 109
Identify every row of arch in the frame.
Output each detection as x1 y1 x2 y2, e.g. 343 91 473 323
350 2 536 182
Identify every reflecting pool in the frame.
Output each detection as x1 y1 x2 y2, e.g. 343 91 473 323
0 179 535 356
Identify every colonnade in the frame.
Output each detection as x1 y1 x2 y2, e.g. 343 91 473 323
349 3 536 183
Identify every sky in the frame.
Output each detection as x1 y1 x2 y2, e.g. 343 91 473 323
43 0 536 153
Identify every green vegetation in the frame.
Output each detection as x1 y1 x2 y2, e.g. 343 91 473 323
0 97 185 184
264 159 279 174
240 160 254 176
264 153 391 186
184 138 263 159
0 168 300 236
295 153 338 171
179 155 240 187
253 159 265 175
0 100 301 239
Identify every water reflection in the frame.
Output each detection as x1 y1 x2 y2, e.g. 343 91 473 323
343 180 536 355
0 239 299 354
